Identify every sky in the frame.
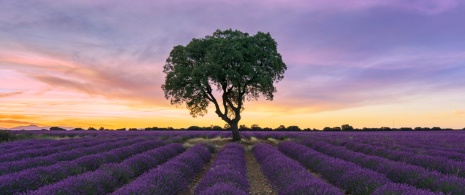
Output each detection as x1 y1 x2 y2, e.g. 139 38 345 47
1 0 465 129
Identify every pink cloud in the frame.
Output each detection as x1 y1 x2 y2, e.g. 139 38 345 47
0 92 23 98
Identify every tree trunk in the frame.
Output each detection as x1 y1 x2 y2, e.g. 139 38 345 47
230 122 241 141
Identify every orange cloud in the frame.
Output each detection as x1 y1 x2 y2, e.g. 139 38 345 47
0 92 23 98
0 119 38 125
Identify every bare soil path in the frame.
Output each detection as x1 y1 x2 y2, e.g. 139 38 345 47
245 149 277 195
183 152 219 195
181 136 284 195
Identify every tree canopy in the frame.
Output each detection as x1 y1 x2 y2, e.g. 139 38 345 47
162 29 287 141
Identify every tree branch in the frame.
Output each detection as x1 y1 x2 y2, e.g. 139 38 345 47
204 84 232 123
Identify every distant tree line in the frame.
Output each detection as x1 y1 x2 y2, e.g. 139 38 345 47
56 124 462 131
321 125 455 131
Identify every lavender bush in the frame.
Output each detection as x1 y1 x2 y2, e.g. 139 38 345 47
279 141 394 195
253 143 344 195
372 183 441 195
198 183 248 195
0 138 139 175
304 141 465 194
342 141 465 178
29 143 184 195
0 137 102 163
0 139 164 194
195 143 249 194
112 143 212 195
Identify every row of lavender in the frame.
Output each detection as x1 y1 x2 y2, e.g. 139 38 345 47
195 143 249 194
297 133 465 178
253 143 344 194
29 143 186 194
0 137 113 162
0 137 166 194
112 144 213 194
0 137 139 175
6 130 232 140
294 131 465 153
296 139 465 194
279 141 438 195
2 130 235 194
2 130 465 194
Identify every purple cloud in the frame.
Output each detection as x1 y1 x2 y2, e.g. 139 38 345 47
1 0 464 114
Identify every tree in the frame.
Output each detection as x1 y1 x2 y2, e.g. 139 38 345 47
162 29 287 141
187 126 202 130
286 125 301 131
251 124 262 131
239 125 250 131
211 125 223 130
275 125 287 131
50 127 66 131
0 130 13 142
341 124 354 131
323 127 332 131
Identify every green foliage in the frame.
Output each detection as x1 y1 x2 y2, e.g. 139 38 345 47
187 126 202 130
274 125 286 131
286 125 301 131
50 127 66 131
211 125 223 130
162 29 286 126
239 124 250 131
341 124 354 131
0 130 13 142
251 124 262 131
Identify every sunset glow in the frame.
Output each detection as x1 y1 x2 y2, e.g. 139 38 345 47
1 0 464 129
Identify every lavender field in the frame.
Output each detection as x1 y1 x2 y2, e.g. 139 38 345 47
1 130 465 194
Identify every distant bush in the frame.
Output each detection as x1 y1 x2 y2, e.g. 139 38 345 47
274 125 286 131
187 126 202 130
50 127 66 131
211 125 223 130
239 125 250 131
286 125 301 131
341 124 354 131
323 127 342 131
0 130 13 142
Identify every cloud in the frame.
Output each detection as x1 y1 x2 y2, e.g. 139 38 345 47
0 119 37 125
0 114 36 119
453 110 465 116
1 0 465 129
0 92 23 98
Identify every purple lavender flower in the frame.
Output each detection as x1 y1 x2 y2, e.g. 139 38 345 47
30 144 185 195
253 143 344 195
0 139 164 194
112 143 212 195
302 141 465 194
198 183 248 195
279 141 392 194
195 143 248 194
372 183 441 195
